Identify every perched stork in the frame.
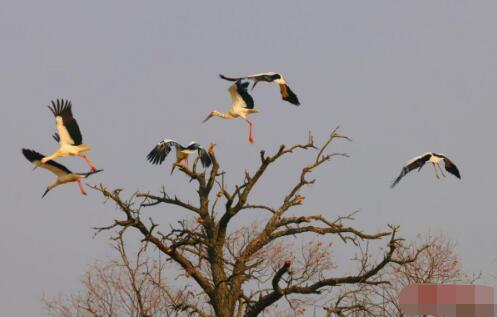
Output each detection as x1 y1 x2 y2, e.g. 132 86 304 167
391 152 461 188
23 148 102 198
220 72 300 106
146 139 213 174
202 79 258 144
41 99 97 172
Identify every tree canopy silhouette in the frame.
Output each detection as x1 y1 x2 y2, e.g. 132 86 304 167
86 128 425 317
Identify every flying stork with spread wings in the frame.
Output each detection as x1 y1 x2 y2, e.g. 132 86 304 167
391 152 461 188
202 79 259 143
41 99 98 172
23 148 102 198
147 139 213 174
219 72 300 106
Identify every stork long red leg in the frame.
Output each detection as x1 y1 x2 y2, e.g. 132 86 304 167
246 119 254 144
79 153 97 172
77 179 87 196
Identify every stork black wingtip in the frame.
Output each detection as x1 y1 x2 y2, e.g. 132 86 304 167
283 86 301 106
22 148 45 163
219 74 238 82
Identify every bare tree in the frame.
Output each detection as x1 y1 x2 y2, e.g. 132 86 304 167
43 235 205 317
324 233 475 317
79 128 425 317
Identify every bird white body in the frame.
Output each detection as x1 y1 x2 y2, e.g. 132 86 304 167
228 107 259 120
47 173 84 191
405 152 444 165
175 141 197 162
203 80 258 143
208 108 259 121
42 99 97 172
428 154 444 164
176 147 192 162
23 148 101 197
44 143 91 159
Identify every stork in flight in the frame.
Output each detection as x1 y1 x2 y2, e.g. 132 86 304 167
146 139 213 174
23 148 102 198
219 72 300 106
202 79 258 144
391 152 461 188
41 99 98 172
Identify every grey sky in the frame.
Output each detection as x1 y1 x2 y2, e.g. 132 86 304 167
2 1 497 315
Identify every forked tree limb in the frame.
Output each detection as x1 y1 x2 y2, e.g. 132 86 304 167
88 128 427 317
243 227 428 317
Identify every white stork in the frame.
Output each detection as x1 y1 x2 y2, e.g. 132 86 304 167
41 99 97 172
23 148 102 198
202 79 258 144
219 72 300 106
391 152 461 188
147 139 213 174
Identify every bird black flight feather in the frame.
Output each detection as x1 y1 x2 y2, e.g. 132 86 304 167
48 99 83 145
236 80 255 109
22 148 72 174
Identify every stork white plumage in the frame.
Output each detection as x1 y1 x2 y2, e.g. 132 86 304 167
41 99 98 172
219 72 301 106
23 148 102 198
147 139 213 174
202 79 258 144
391 152 461 188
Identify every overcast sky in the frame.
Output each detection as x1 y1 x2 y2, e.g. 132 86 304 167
2 1 497 316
